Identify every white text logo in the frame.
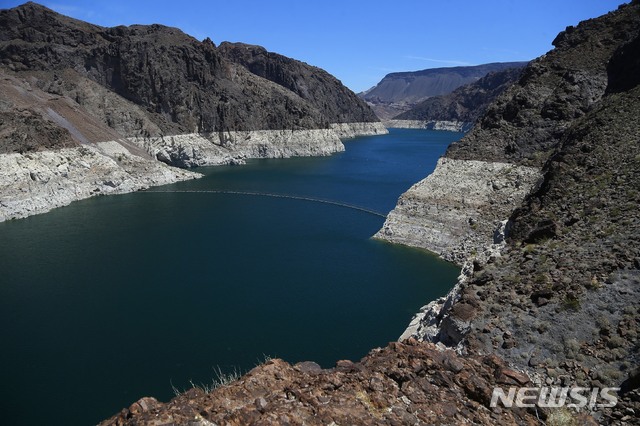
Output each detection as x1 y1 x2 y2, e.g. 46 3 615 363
490 387 620 409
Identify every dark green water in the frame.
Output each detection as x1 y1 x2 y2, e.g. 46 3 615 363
0 129 461 425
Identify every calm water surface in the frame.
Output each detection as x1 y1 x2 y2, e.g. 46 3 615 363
0 129 462 425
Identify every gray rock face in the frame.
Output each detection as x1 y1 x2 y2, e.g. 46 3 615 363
0 141 200 222
128 129 346 168
394 66 525 126
383 119 473 132
328 122 388 139
374 157 541 265
218 42 379 124
360 62 527 119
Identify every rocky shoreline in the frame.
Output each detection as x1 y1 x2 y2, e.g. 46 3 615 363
383 119 472 132
380 3 640 424
129 122 388 168
3 1 639 424
375 156 543 345
0 141 199 222
0 3 388 223
0 123 386 222
374 157 542 265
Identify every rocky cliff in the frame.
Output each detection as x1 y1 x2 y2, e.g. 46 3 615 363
389 66 525 131
360 62 527 119
0 2 385 221
218 42 379 125
0 2 383 135
377 2 640 424
376 0 640 260
0 61 203 221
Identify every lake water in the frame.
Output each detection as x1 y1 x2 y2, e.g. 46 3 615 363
0 129 462 425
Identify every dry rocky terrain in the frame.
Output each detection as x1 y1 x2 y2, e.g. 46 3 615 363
100 340 543 426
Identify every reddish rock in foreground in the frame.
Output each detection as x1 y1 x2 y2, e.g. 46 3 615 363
100 340 544 425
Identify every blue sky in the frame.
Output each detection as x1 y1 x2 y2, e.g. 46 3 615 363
1 0 625 92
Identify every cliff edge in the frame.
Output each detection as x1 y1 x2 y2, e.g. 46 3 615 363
100 339 541 425
378 2 640 424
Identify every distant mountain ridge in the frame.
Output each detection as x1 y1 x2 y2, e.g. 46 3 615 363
390 66 525 129
360 62 528 119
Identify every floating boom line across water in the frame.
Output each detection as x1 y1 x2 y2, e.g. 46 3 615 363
143 189 388 218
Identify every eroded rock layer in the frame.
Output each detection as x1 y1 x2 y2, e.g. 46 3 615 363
0 142 200 221
374 157 541 264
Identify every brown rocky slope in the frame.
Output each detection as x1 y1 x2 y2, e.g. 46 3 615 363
100 339 541 426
